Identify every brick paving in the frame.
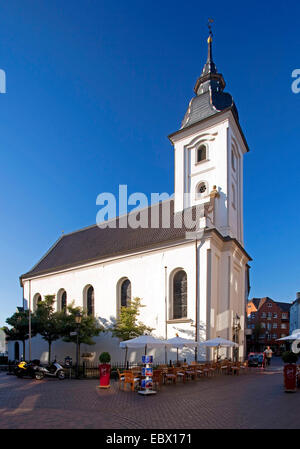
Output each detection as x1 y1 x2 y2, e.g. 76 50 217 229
0 359 299 429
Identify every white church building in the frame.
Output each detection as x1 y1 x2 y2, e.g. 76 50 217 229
9 34 251 364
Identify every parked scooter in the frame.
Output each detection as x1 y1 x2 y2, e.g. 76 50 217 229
14 360 44 380
36 360 65 380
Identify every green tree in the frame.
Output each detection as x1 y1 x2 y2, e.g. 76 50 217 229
35 295 64 364
60 302 103 354
111 297 153 364
4 309 37 360
111 297 153 341
253 322 263 351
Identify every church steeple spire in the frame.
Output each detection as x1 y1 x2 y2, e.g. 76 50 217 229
180 23 238 129
201 20 217 76
194 21 225 95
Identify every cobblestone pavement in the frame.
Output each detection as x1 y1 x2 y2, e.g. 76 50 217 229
0 359 299 429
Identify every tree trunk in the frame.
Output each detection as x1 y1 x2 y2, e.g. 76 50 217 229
48 341 51 364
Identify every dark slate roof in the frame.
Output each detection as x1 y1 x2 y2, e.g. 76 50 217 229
20 200 251 282
181 36 238 129
20 201 189 280
277 302 291 312
250 297 291 312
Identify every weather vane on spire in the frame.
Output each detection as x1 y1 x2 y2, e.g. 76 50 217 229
208 18 214 41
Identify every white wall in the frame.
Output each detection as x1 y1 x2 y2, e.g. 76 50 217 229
14 241 200 364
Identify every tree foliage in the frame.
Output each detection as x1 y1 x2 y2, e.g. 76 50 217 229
35 295 64 363
60 302 103 348
111 297 153 341
4 309 37 360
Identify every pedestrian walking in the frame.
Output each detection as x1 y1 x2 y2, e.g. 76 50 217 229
264 346 273 366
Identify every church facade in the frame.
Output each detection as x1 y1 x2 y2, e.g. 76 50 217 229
9 34 251 363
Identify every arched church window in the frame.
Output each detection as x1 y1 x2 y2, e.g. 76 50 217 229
87 286 94 317
197 144 207 163
121 279 131 308
61 291 67 312
173 270 187 319
33 293 42 312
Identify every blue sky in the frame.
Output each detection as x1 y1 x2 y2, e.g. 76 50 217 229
0 0 300 326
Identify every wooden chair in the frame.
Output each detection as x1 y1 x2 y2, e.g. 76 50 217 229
164 367 177 384
220 361 229 375
117 369 125 388
122 372 140 391
153 370 163 390
174 367 186 383
184 366 196 381
230 361 241 376
202 364 212 377
240 361 248 374
194 364 204 379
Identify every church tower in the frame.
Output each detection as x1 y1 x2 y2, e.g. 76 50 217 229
169 31 249 245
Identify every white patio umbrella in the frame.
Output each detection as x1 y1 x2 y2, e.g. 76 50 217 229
199 337 238 361
166 335 198 363
120 335 170 365
277 332 300 341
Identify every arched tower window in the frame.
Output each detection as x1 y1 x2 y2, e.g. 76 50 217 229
173 270 187 319
87 286 95 317
197 144 207 163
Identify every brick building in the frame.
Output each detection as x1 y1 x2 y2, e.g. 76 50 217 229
246 297 291 354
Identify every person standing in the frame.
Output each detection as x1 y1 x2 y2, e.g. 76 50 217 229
264 346 273 366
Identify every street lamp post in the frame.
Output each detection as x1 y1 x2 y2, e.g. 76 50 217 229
233 314 241 362
75 311 82 379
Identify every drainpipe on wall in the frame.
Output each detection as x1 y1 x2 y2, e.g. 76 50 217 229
29 280 32 362
164 266 168 364
195 239 199 361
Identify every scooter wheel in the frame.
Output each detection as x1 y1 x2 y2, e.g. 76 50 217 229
57 370 65 380
35 371 44 380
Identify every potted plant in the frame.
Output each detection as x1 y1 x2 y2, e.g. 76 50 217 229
282 351 298 393
98 352 111 389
